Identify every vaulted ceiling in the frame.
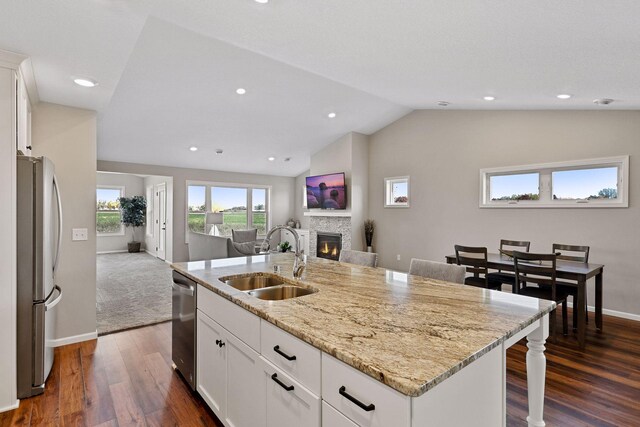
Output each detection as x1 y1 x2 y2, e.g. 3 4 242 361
1 1 638 176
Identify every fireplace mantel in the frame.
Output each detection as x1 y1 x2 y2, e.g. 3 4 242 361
303 210 352 217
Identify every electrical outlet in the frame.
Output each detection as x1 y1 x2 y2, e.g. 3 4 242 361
397 254 401 261
72 228 88 241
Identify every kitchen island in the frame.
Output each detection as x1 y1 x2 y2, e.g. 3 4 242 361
172 253 555 427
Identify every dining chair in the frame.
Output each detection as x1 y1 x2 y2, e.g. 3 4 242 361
553 243 591 329
338 249 378 267
454 245 502 290
513 251 569 339
486 239 531 288
409 258 466 284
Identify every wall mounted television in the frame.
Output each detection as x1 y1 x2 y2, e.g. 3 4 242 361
306 172 347 210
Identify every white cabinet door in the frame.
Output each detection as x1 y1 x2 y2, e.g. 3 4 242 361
322 401 358 427
225 332 266 427
16 73 30 155
196 310 226 420
262 358 320 427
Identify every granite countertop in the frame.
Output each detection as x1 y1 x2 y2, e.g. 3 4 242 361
172 254 555 397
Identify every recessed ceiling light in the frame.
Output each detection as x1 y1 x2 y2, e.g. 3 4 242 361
236 88 246 95
557 94 572 99
268 156 276 161
437 101 450 107
483 96 496 101
327 112 337 118
73 77 98 88
255 0 269 3
189 146 198 152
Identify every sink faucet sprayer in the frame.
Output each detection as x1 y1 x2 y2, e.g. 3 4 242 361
260 225 306 279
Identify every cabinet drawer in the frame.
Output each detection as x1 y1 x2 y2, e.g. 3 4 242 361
197 285 260 351
322 354 410 427
261 358 320 427
261 320 321 395
322 401 357 427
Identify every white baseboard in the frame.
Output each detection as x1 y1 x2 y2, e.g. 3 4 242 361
0 400 19 413
565 300 640 322
144 249 156 256
96 250 128 254
51 330 98 347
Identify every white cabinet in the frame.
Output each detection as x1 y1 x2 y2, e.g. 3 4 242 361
322 401 358 427
322 354 410 427
16 73 31 156
225 332 265 427
196 310 226 418
197 309 265 427
262 358 320 427
282 229 309 255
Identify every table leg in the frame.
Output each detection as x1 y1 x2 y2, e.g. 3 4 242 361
595 271 603 332
526 315 549 427
577 280 586 350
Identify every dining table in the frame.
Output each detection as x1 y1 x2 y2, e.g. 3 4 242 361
445 253 604 350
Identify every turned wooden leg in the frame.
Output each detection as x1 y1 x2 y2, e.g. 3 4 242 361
526 314 549 427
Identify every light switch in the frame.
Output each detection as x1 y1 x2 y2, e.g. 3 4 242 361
72 228 88 241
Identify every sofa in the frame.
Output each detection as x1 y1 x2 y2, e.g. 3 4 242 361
187 230 266 261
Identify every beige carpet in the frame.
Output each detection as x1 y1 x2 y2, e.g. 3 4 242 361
96 252 173 335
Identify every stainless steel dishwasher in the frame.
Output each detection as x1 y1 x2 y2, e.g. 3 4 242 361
172 270 196 390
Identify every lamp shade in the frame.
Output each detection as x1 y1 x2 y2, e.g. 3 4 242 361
206 212 224 224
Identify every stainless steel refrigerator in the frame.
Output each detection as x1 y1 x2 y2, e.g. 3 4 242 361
17 155 63 398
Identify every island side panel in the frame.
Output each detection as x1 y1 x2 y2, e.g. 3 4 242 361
411 345 504 427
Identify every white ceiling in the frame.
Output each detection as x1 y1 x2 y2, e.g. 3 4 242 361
1 1 639 176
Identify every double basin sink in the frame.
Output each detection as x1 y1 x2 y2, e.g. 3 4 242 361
221 274 317 301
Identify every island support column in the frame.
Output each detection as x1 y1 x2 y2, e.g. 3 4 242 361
526 314 549 427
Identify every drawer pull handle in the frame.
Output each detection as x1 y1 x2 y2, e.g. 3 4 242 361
339 386 375 412
273 345 297 361
271 373 294 391
215 339 225 348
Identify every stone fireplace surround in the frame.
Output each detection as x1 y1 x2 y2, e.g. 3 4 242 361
308 216 351 257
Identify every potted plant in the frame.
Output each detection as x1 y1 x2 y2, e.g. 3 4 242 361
277 241 292 253
118 195 147 253
364 219 375 252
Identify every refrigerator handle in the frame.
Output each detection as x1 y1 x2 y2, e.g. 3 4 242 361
45 285 63 312
53 173 63 276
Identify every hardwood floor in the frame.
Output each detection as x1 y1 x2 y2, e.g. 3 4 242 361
0 322 222 427
1 311 639 426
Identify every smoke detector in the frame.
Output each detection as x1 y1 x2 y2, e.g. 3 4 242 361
593 98 614 105
437 101 450 107
215 149 224 155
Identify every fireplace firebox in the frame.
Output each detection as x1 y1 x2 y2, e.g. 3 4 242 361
316 232 342 261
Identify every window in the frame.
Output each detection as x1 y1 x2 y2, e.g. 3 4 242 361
186 182 270 239
384 176 410 208
211 186 247 235
96 186 124 235
489 173 540 201
252 188 267 235
480 156 628 208
187 185 206 233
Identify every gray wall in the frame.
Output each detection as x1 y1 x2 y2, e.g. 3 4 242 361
32 102 98 340
96 172 145 253
294 170 311 230
97 161 296 262
368 110 640 317
308 132 369 251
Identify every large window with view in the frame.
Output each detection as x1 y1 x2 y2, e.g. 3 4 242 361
97 186 124 234
480 156 628 208
187 182 270 239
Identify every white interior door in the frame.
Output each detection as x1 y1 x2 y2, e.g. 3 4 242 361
156 183 166 260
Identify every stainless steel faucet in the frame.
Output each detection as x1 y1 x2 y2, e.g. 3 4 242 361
260 225 306 279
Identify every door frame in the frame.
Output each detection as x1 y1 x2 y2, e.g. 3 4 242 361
155 183 167 261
